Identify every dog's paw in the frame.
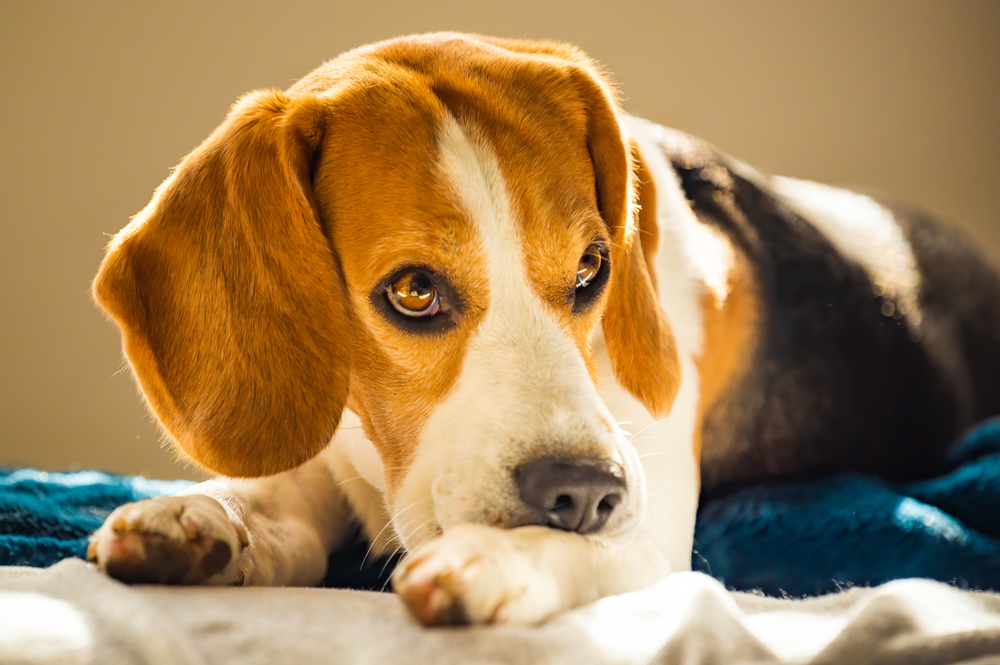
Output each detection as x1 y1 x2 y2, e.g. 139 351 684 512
88 494 248 585
392 524 561 626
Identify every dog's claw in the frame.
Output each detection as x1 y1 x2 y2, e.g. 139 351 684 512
396 572 469 626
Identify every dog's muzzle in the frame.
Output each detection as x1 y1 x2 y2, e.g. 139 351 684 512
516 458 627 534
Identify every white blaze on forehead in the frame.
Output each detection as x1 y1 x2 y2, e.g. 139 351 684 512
433 113 603 415
435 114 570 345
434 114 604 409
436 115 525 306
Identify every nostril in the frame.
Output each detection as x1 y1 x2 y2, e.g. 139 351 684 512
553 495 573 512
596 493 621 516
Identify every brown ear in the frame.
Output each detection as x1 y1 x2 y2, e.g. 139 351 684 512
94 90 350 477
577 75 681 417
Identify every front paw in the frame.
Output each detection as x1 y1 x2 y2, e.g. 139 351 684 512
392 524 561 626
88 494 248 585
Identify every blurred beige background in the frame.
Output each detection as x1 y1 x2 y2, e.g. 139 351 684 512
1 1 997 480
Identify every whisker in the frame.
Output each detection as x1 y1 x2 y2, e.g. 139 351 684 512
638 451 674 459
381 523 440 592
379 543 408 591
336 475 368 487
648 493 661 530
644 477 682 514
391 515 429 547
401 516 438 544
630 436 670 445
362 502 419 568
375 534 401 554
627 418 670 441
335 465 408 487
327 436 365 469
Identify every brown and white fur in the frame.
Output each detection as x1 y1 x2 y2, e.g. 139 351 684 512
87 33 1000 626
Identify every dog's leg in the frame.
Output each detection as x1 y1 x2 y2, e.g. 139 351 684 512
87 457 351 586
88 414 378 587
393 525 669 625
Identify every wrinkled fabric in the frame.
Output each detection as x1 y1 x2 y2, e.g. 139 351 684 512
694 418 1000 595
3 559 1000 665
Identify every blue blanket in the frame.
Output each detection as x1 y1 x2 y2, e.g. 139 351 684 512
4 419 1000 596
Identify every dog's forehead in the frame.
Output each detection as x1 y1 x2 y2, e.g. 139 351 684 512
434 114 607 316
311 66 605 300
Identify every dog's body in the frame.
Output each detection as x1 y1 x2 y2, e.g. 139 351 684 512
88 33 1000 625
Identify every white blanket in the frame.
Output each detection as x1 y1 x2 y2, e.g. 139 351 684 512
2 559 999 664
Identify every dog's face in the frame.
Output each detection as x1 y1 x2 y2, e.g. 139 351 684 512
94 34 680 548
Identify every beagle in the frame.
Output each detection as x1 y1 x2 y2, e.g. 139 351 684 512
87 32 1000 625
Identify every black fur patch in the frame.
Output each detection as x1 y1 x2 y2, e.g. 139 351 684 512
643 126 995 494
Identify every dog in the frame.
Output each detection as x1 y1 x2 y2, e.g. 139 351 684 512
87 32 1000 626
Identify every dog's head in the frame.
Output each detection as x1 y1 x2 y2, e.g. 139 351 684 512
95 33 680 547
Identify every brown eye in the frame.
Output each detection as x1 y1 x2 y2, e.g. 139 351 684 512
387 271 440 317
576 243 605 288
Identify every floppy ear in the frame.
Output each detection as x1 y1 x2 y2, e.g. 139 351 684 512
94 90 350 477
576 74 681 417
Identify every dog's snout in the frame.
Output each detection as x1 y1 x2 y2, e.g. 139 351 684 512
516 458 627 534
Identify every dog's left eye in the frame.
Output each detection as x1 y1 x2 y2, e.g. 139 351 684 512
387 271 440 317
576 243 605 289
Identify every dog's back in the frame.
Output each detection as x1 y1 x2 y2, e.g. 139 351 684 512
636 122 1000 493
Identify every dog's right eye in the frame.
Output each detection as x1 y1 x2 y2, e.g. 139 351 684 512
387 271 440 317
576 243 605 289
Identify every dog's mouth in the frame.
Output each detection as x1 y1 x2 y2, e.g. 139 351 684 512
390 452 641 552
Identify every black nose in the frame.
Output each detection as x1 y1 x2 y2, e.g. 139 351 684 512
516 458 627 534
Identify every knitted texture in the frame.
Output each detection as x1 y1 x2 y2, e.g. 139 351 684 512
4 419 1000 595
693 418 1000 595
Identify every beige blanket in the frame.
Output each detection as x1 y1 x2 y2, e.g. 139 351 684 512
2 559 1000 664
